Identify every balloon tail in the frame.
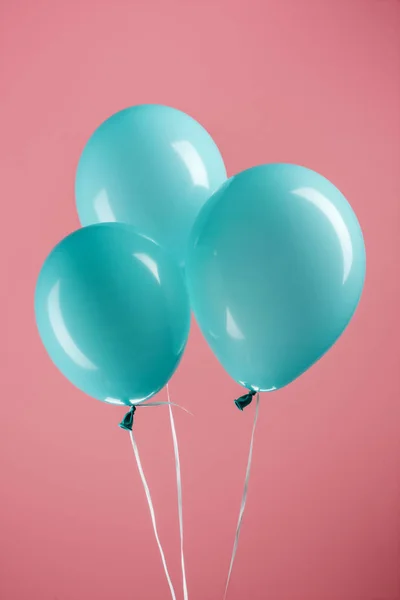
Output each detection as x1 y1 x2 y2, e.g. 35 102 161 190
129 430 177 600
167 384 189 600
119 405 136 431
234 390 256 411
223 392 260 599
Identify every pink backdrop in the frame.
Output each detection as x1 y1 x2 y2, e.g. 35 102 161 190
1 1 400 598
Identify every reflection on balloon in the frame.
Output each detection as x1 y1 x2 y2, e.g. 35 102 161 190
292 186 353 283
47 280 98 371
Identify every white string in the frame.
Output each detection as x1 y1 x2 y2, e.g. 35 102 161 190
129 430 177 600
223 392 260 599
137 400 193 415
167 384 189 600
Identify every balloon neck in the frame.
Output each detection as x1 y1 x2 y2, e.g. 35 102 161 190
119 405 137 431
234 390 257 411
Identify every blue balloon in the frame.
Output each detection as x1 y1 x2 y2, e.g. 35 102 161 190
75 105 227 267
35 223 190 405
186 164 366 392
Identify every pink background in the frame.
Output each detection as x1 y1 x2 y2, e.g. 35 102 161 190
1 0 400 599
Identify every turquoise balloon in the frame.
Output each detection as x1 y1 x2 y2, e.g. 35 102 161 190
35 223 190 405
75 105 227 267
186 164 366 392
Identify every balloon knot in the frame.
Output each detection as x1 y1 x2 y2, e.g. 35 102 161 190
234 390 256 411
119 405 137 431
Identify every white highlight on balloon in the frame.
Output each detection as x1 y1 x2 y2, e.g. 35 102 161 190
292 186 353 284
172 140 210 188
47 281 98 370
226 307 245 340
93 188 117 222
134 253 161 284
104 397 126 406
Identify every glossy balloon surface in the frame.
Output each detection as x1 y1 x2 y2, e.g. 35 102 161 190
186 164 366 392
75 105 227 266
35 223 190 405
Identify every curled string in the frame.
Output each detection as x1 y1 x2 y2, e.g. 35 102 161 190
123 393 191 600
223 392 260 599
119 400 192 431
129 429 177 600
167 384 189 600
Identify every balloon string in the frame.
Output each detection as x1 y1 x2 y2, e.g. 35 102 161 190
223 392 260 599
129 429 177 600
120 401 192 430
139 401 192 415
167 384 189 600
